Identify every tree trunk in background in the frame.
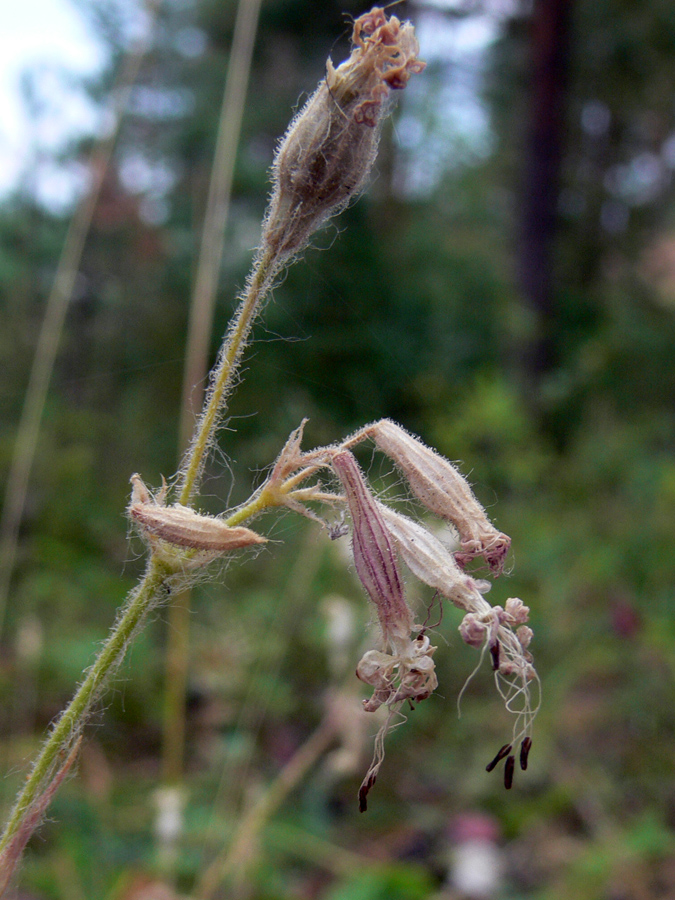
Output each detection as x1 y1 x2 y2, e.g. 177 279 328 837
519 0 573 403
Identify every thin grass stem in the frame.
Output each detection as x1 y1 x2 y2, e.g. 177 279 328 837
195 715 337 899
0 0 163 644
162 0 262 795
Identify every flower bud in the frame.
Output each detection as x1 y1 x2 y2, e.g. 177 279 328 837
129 474 266 555
261 7 425 262
366 420 511 574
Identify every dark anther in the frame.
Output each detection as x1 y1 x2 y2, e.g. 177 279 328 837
359 773 377 812
490 641 500 671
520 736 532 771
504 754 515 789
486 743 512 772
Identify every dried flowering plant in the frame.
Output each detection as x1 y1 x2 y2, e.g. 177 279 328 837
0 6 537 888
196 417 540 810
313 423 538 808
0 8 426 886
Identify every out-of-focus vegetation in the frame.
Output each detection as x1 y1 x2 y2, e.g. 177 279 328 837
1 0 675 897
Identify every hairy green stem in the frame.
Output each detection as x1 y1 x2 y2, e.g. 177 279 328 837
178 246 276 505
0 558 169 858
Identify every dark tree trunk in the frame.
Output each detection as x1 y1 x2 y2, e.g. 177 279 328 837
519 0 573 395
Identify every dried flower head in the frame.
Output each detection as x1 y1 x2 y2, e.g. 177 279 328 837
330 450 412 649
457 594 540 786
365 419 511 574
335 420 541 795
330 449 438 810
261 7 425 262
375 500 538 784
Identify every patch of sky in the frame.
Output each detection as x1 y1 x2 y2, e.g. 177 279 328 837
394 5 500 197
0 0 107 204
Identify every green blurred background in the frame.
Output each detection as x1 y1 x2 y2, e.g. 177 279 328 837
1 0 675 897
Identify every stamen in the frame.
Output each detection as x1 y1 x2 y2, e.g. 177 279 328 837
490 640 500 671
504 754 515 789
520 736 532 771
486 743 512 772
359 773 377 812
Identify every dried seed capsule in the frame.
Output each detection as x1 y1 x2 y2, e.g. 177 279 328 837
261 8 425 263
366 419 511 574
504 754 515 789
520 737 532 771
486 743 512 773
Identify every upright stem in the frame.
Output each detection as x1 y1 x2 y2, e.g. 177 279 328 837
178 246 276 505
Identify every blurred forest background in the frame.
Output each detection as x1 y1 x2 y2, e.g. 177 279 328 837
1 0 675 897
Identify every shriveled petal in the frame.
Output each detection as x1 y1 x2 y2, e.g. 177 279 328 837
516 625 534 649
503 597 530 626
459 613 490 648
355 649 396 686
